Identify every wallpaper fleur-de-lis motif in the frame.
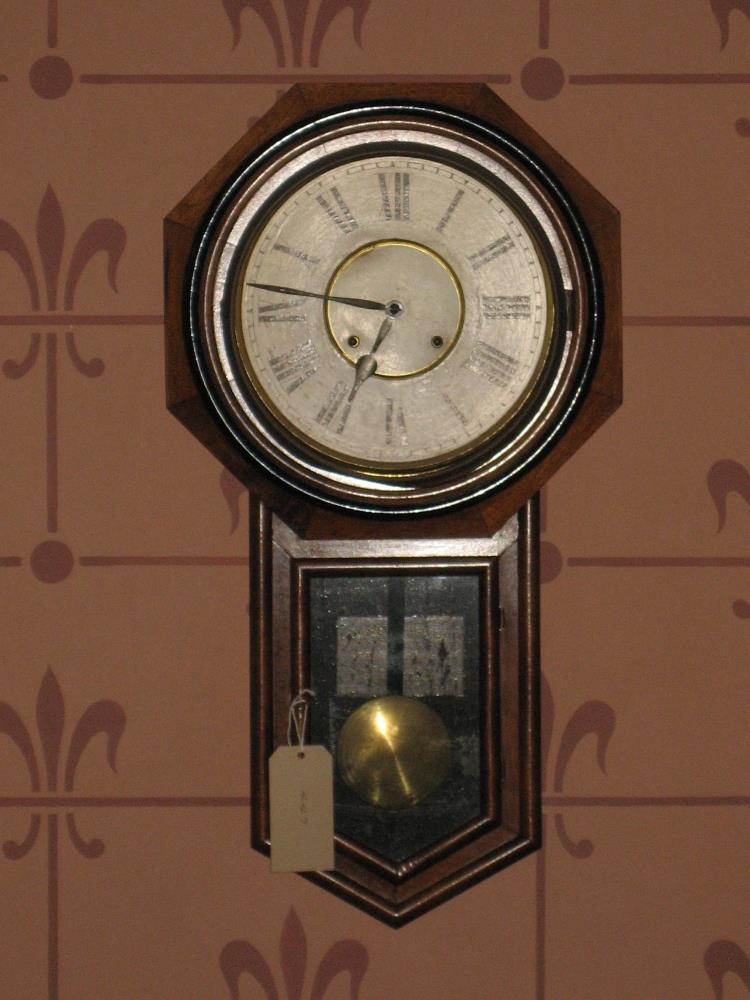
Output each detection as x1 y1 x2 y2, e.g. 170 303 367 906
1 670 126 998
1 186 129 560
707 459 750 618
1 669 126 860
221 0 371 67
541 674 616 858
219 907 369 999
709 0 750 48
220 468 247 535
1 185 126 380
707 459 750 531
704 939 750 998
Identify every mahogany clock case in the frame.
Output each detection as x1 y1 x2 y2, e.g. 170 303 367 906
164 84 621 926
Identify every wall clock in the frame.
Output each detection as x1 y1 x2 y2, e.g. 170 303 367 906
165 83 621 925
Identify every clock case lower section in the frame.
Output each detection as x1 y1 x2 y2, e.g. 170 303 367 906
249 495 540 927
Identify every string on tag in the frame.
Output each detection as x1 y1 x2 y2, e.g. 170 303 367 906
287 689 315 755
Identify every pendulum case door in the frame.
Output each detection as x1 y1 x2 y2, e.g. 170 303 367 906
249 496 540 926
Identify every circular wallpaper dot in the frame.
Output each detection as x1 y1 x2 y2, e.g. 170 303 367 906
30 55 73 99
31 539 75 583
521 57 565 100
540 540 564 584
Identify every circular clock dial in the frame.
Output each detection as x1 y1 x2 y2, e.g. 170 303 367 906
237 154 551 469
196 112 596 512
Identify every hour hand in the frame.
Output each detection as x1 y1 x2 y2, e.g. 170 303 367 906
348 354 378 402
347 317 393 402
247 281 387 312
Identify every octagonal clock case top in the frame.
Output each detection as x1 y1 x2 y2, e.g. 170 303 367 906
172 88 616 517
165 84 621 925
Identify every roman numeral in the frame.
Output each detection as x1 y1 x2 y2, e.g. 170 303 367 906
315 380 348 427
378 172 411 221
435 189 464 233
468 235 514 270
464 340 520 388
316 187 358 235
273 243 320 266
335 402 353 435
384 398 408 447
441 391 469 428
268 339 319 393
482 294 531 319
257 299 305 323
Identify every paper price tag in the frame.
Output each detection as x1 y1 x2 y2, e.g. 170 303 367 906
269 745 334 873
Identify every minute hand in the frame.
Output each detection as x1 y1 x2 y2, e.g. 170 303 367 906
247 281 387 312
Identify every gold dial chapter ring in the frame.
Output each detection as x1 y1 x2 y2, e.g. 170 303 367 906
325 240 465 378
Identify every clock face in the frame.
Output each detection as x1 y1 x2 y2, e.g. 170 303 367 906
236 154 552 470
195 112 599 513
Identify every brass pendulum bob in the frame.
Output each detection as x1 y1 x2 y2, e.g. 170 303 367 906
336 695 452 809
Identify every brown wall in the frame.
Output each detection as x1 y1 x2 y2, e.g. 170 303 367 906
1 2 748 997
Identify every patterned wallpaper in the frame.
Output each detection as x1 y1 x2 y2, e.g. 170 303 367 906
1 1 748 997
